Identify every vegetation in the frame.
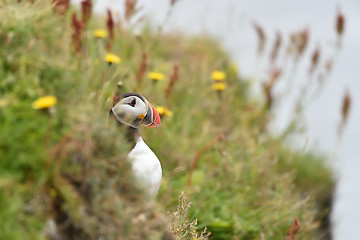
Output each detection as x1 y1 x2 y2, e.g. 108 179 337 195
0 0 336 239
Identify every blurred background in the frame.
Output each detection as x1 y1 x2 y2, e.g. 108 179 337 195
1 0 358 239
84 0 360 239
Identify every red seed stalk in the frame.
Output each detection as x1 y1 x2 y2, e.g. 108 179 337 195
125 0 138 20
188 134 225 186
297 29 309 58
253 22 266 55
125 0 144 21
170 0 180 6
286 217 301 240
336 10 345 36
342 90 351 124
263 68 282 109
135 52 148 88
107 10 114 41
106 10 115 50
165 64 179 101
71 12 83 54
309 46 320 74
289 28 309 59
81 0 92 25
263 83 273 110
270 31 282 63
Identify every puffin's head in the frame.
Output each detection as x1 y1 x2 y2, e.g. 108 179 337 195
109 92 161 128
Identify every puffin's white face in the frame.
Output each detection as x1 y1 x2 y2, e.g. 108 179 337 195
111 93 161 128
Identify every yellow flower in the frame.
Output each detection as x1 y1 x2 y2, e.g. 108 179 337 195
212 82 227 91
156 106 165 115
165 109 173 117
32 96 57 109
211 70 226 81
148 72 165 81
94 29 108 38
105 53 121 64
156 106 173 117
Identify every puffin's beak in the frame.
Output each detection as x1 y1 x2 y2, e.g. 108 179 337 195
144 103 161 128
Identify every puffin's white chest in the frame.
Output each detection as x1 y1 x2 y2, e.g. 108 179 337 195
127 137 162 197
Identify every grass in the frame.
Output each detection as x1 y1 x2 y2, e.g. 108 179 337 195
0 1 333 239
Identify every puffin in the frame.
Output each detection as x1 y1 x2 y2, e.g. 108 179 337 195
109 92 162 197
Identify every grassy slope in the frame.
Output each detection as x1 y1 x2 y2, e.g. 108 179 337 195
0 1 333 239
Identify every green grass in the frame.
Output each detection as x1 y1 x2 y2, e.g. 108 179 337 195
0 1 333 239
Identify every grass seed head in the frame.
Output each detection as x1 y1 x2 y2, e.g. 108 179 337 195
106 9 114 41
309 45 320 74
270 31 282 63
165 64 179 100
336 9 345 36
81 0 92 25
286 217 301 240
341 89 351 124
253 21 266 55
135 52 148 87
71 12 83 53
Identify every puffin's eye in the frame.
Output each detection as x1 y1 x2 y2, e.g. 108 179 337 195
129 98 136 107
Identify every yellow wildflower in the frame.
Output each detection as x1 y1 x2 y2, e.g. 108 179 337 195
156 106 165 115
105 53 121 64
165 109 173 117
94 29 108 38
211 70 226 81
156 106 173 117
148 72 165 81
212 82 227 91
32 96 57 109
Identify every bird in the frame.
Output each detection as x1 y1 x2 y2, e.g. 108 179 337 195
109 92 162 198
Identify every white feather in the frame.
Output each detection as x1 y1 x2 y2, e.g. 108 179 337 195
127 137 162 198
